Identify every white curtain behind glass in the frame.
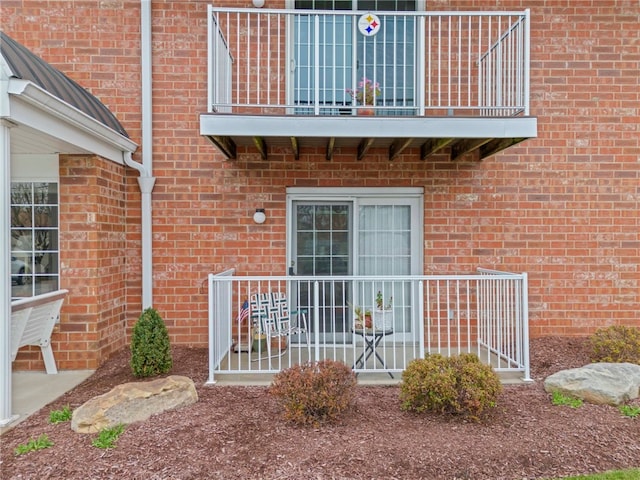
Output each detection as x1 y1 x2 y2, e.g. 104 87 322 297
358 204 411 275
357 204 412 332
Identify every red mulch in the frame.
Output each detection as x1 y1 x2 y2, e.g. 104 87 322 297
1 337 639 480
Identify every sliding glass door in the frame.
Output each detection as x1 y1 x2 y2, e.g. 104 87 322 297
288 189 422 341
292 1 417 115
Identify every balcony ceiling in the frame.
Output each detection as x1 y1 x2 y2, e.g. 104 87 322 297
200 114 537 162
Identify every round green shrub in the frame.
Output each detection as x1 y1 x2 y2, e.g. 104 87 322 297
590 325 640 364
399 353 458 414
450 354 503 419
269 359 357 426
400 353 502 421
130 307 173 377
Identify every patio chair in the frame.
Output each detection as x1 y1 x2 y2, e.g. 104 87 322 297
249 292 308 359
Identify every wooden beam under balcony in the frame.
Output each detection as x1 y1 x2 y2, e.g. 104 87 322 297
479 137 527 160
389 138 413 161
420 138 454 160
206 135 236 160
451 138 493 161
326 137 335 161
253 136 267 160
290 137 299 160
357 138 375 160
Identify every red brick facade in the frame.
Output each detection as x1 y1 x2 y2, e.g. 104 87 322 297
4 0 638 370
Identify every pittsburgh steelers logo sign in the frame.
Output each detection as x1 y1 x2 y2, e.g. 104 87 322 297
358 13 381 37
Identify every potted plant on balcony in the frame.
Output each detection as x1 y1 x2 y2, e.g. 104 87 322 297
374 291 393 331
251 326 267 353
350 303 373 329
346 77 381 115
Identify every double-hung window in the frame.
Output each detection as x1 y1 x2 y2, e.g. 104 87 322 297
10 170 60 299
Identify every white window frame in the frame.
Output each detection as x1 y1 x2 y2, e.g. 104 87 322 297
10 155 60 299
286 187 424 275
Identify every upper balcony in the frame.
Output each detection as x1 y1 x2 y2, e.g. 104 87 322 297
200 7 537 162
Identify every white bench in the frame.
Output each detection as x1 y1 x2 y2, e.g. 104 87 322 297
11 289 69 374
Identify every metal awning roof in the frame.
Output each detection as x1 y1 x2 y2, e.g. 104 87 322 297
0 31 129 138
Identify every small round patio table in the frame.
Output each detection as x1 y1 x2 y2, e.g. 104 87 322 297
352 328 394 378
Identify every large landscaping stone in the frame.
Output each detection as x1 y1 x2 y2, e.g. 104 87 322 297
544 363 640 406
71 375 198 433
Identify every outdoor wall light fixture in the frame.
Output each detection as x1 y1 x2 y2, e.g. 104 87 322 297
252 0 265 7
253 208 266 224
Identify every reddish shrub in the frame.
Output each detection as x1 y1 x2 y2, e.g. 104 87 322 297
269 359 357 426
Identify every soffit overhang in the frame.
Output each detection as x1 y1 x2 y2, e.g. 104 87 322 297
6 80 137 163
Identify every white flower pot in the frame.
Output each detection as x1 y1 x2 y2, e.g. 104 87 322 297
373 309 393 331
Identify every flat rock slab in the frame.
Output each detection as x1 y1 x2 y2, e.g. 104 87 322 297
71 375 198 433
544 362 640 406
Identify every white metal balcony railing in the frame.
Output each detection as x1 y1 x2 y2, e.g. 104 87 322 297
207 269 530 384
208 7 530 117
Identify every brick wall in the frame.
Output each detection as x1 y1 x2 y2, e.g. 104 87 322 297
58 154 129 370
4 0 638 371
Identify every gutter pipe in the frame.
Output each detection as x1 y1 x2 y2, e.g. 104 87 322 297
130 0 155 310
124 153 154 309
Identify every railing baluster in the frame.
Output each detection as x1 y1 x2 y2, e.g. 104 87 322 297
313 280 320 362
417 15 425 114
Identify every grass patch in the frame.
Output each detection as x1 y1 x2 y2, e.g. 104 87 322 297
14 434 54 456
48 405 72 424
551 390 583 408
553 468 640 479
618 404 640 418
92 424 126 449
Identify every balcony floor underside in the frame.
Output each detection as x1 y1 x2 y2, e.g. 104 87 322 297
200 114 537 161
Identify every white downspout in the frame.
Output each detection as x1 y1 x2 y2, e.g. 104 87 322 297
124 153 154 309
128 0 155 310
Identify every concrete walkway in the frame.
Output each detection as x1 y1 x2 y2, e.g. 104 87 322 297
1 370 94 435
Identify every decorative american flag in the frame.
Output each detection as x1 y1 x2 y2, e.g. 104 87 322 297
237 300 249 324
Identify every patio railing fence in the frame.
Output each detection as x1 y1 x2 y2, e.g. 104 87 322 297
207 269 530 383
208 7 530 116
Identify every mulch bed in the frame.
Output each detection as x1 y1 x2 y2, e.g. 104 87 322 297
1 337 639 479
